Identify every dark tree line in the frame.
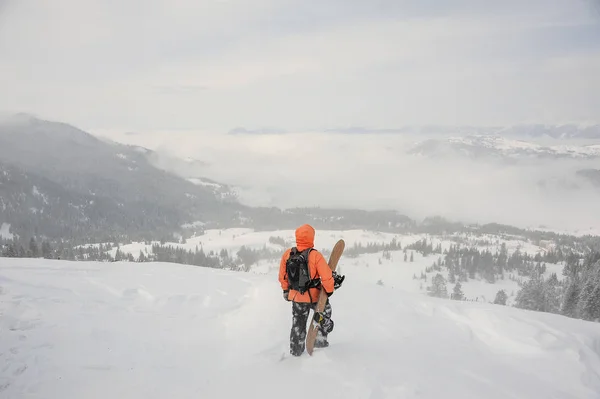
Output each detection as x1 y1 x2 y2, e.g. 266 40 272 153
556 252 600 322
344 238 402 258
2 237 74 260
501 250 600 322
0 236 280 271
419 240 600 324
405 238 442 257
146 244 224 268
412 240 565 285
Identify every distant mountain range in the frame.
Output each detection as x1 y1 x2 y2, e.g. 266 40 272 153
229 124 600 139
228 127 287 135
495 124 600 139
408 135 600 161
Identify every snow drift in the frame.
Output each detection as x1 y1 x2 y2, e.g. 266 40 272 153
1 258 600 398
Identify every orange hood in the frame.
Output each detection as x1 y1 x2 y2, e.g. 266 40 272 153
295 224 315 251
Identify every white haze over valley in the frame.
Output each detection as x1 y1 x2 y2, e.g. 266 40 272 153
95 128 600 234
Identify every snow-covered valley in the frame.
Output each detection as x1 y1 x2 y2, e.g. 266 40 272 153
85 227 566 305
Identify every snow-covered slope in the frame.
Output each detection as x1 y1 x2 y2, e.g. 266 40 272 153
2 258 600 399
409 135 600 160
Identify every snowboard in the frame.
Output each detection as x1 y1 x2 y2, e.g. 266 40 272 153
306 238 345 356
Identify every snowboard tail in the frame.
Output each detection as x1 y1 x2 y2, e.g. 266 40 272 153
306 239 345 356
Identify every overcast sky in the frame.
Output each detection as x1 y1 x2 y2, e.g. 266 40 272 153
1 0 599 132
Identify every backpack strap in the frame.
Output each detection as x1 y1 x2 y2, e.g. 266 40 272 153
302 248 324 287
302 247 314 278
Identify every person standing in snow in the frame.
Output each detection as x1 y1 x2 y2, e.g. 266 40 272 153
279 224 344 356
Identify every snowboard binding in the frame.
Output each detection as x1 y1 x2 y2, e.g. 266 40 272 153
332 271 345 289
313 311 325 325
312 311 334 333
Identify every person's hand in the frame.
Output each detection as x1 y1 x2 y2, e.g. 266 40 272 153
333 271 345 290
283 290 290 301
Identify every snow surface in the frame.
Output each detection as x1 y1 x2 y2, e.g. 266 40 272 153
0 223 14 240
187 178 221 188
2 258 600 399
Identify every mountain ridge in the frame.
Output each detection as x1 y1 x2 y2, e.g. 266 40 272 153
0 115 244 242
226 123 600 139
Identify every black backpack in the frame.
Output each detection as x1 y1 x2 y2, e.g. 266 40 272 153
286 247 319 294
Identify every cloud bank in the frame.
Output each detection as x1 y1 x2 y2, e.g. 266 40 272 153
95 128 600 233
1 0 599 131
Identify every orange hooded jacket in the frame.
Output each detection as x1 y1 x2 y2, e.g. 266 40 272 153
279 224 334 303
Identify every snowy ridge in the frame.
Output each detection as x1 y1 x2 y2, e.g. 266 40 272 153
410 135 600 160
1 258 600 398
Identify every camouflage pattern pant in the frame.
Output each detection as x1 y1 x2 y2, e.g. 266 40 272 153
290 299 333 356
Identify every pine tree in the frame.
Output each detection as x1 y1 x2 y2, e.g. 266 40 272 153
515 275 560 313
582 284 600 322
41 241 53 259
515 276 545 311
563 252 581 277
237 246 259 272
3 242 17 257
497 243 508 274
579 267 600 321
561 277 581 317
428 273 448 298
16 244 26 258
452 282 464 301
494 289 508 305
29 237 39 258
449 270 456 283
